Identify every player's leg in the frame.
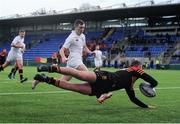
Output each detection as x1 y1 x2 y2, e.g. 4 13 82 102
32 74 73 89
13 66 19 78
38 65 96 82
59 64 92 81
33 73 92 95
55 66 96 82
16 59 27 83
0 61 10 71
33 65 97 90
0 56 6 65
8 63 18 79
94 60 97 71
94 60 101 71
58 80 92 95
33 63 88 88
0 56 2 65
32 74 71 88
59 64 88 81
98 60 103 71
0 52 13 71
93 67 97 72
95 66 100 71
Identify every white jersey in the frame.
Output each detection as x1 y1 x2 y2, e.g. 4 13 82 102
94 50 102 61
6 36 25 62
94 50 103 67
62 30 86 68
10 36 25 53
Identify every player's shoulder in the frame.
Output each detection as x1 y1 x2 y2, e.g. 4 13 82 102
65 32 75 43
67 32 74 38
14 35 20 40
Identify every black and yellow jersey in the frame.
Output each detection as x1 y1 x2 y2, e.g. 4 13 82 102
90 66 158 108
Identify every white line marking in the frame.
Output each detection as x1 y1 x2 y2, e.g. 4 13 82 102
0 91 72 95
0 87 180 96
0 80 34 84
156 87 180 90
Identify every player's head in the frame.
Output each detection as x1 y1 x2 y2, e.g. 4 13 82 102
74 19 85 35
131 60 142 67
19 30 26 38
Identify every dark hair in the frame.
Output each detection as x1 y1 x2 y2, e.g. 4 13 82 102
74 19 85 27
131 60 141 66
19 30 25 33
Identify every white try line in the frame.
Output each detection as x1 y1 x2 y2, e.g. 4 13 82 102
0 86 180 96
0 80 37 84
156 87 180 90
0 79 32 83
0 90 72 96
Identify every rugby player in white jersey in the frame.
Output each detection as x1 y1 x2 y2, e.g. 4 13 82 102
33 19 92 86
59 19 94 81
93 45 112 102
0 30 28 83
33 20 112 102
93 45 106 71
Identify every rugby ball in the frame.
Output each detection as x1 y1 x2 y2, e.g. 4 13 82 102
139 82 156 97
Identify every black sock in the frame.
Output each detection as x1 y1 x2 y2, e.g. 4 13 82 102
45 77 59 87
9 68 15 75
19 69 23 80
13 67 18 76
0 65 3 71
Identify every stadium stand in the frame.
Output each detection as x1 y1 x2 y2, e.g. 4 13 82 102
0 3 179 69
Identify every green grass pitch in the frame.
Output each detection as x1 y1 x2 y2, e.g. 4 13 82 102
0 66 180 123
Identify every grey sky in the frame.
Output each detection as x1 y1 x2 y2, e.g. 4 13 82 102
0 0 179 17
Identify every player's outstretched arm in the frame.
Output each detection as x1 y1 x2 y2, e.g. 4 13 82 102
125 88 149 108
140 73 158 88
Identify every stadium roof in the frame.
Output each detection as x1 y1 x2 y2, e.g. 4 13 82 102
0 3 180 27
